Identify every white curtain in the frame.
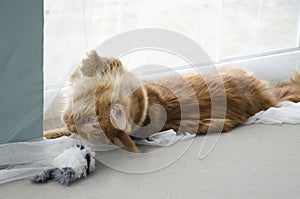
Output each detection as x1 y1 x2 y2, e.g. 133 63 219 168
44 0 300 121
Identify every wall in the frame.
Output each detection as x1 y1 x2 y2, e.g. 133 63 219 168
0 1 43 143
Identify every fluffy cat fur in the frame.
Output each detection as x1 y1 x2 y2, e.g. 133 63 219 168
44 50 300 152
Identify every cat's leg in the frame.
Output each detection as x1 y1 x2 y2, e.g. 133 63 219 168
113 131 140 153
43 128 73 139
162 118 238 134
69 67 80 84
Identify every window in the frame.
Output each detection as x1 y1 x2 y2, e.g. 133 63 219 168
44 0 300 129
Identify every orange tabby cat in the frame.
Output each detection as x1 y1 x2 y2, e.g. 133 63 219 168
45 52 141 152
45 50 300 152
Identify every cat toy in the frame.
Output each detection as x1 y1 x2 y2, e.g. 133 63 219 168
31 144 96 186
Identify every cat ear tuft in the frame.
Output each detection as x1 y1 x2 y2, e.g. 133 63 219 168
110 104 127 131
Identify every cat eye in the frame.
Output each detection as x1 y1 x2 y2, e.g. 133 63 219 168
86 117 96 123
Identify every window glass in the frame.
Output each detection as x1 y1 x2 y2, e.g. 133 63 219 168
44 0 300 86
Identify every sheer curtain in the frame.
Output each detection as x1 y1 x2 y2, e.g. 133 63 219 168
44 0 92 113
44 0 300 127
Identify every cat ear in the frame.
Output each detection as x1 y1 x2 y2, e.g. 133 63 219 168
110 104 127 131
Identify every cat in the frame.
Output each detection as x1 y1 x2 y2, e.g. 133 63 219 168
45 50 300 152
45 51 141 152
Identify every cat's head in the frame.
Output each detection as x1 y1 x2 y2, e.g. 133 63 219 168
63 77 111 143
80 50 148 137
63 50 120 136
63 50 148 145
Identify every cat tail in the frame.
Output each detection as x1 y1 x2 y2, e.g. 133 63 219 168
271 71 300 103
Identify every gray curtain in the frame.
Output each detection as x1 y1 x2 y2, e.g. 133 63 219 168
0 1 43 143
